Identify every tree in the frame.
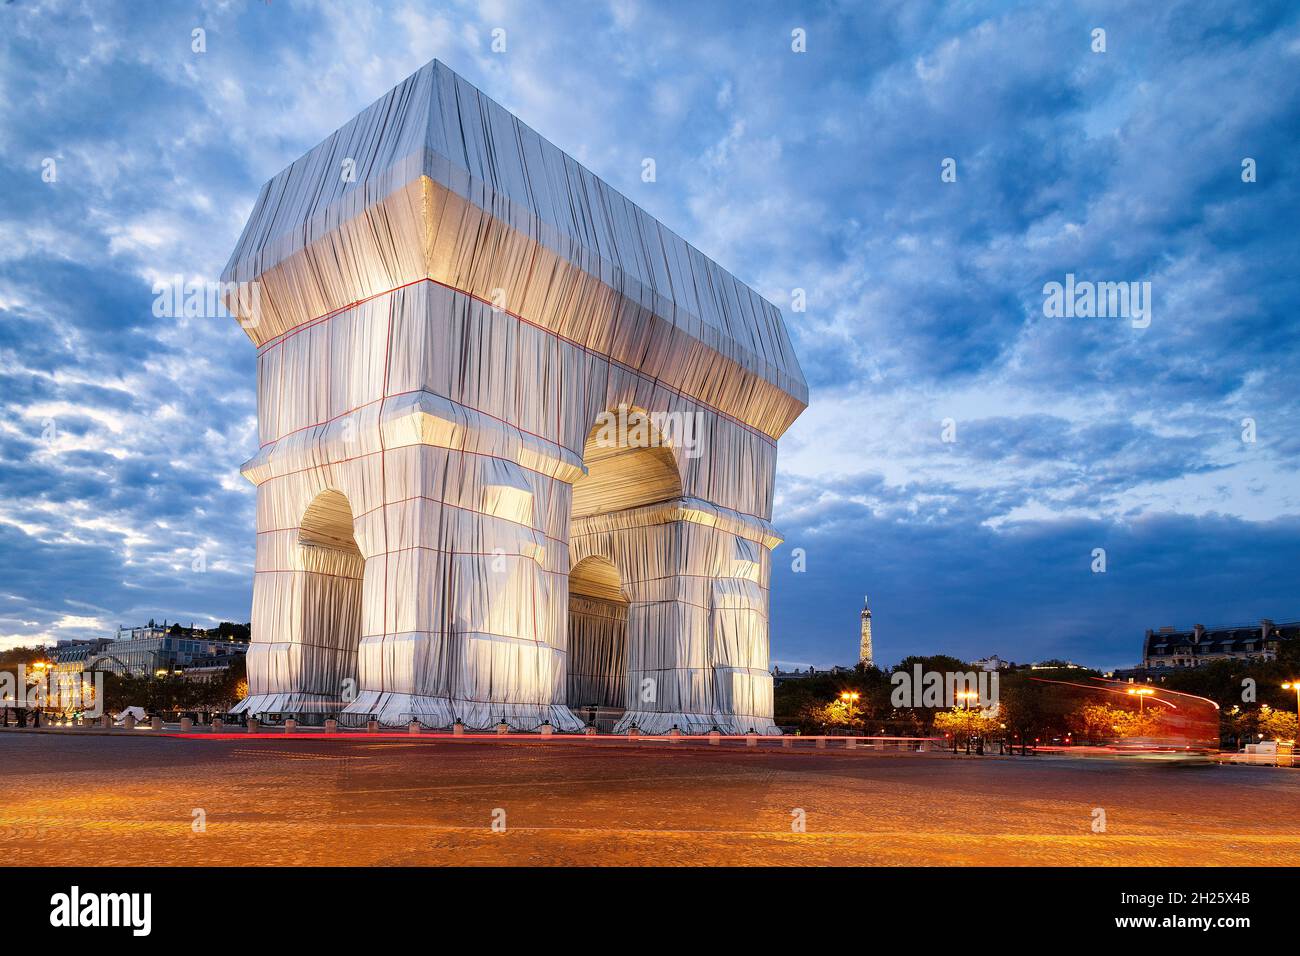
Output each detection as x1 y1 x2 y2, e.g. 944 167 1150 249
800 697 864 733
1067 702 1162 742
213 621 251 642
933 706 1001 742
1259 706 1298 742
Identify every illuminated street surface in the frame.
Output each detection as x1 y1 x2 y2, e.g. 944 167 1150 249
3 734 1298 866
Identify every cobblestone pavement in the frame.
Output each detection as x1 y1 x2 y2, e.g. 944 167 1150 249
2 732 1297 865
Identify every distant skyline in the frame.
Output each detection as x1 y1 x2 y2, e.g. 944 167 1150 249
2 1 1298 673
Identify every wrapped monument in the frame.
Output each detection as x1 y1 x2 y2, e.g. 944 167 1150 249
222 60 807 733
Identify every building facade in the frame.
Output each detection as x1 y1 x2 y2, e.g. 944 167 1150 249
771 665 856 687
1141 619 1297 669
52 623 248 679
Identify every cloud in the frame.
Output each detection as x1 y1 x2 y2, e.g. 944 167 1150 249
0 0 1296 667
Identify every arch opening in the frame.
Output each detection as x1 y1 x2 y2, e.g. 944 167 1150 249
291 489 363 721
566 409 683 729
566 556 628 727
300 490 363 556
571 407 682 519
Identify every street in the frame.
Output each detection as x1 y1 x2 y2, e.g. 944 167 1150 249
3 733 1297 866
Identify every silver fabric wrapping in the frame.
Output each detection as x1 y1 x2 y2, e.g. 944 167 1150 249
224 60 806 733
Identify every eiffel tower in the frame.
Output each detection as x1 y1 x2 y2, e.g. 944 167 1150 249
859 595 873 667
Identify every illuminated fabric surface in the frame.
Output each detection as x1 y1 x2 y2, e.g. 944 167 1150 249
224 60 806 733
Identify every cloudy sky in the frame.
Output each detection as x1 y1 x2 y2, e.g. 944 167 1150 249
2 0 1297 671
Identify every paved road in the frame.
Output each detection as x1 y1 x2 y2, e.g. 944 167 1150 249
2 732 1297 865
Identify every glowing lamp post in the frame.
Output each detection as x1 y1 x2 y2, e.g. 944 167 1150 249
1127 686 1154 714
1282 681 1300 736
838 691 860 730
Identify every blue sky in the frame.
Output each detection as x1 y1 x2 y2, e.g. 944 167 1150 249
1 0 1297 672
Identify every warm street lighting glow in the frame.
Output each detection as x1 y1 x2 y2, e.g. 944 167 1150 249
1282 683 1300 739
839 691 860 701
1126 685 1156 714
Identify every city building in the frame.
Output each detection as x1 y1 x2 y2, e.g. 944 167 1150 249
1028 660 1086 671
771 665 856 687
221 60 806 734
51 621 248 679
858 596 874 667
1139 619 1298 669
971 655 1011 672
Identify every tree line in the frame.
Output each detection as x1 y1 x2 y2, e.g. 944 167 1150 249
774 648 1300 747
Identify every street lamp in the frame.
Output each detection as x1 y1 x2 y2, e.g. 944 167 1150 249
838 691 860 729
1126 686 1154 714
1281 681 1300 737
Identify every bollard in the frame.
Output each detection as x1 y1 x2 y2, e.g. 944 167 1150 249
496 720 510 735
211 717 223 732
246 717 259 734
815 736 826 749
845 736 856 751
918 739 929 752
667 725 682 743
745 731 758 748
408 719 421 736
583 724 598 736
539 721 554 737
366 719 379 734
99 714 111 729
873 737 885 751
151 715 163 731
708 729 721 746
180 717 193 731
123 713 136 731
453 719 465 737
325 718 338 734
627 725 641 740
285 718 297 734
782 736 792 749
